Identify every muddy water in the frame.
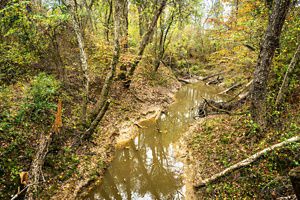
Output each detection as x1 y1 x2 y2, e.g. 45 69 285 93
87 82 224 200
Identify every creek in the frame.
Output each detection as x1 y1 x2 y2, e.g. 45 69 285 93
86 82 224 200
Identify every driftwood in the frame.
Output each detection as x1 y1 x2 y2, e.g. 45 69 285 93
194 136 300 188
218 82 242 95
26 100 62 200
201 71 225 81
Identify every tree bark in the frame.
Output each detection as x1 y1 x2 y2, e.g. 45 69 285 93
137 3 144 38
120 0 129 50
67 0 90 125
289 167 300 200
250 0 291 130
275 44 300 107
104 0 113 42
87 0 121 136
124 0 167 88
194 135 300 188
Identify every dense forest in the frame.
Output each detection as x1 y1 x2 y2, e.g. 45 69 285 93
1 0 300 199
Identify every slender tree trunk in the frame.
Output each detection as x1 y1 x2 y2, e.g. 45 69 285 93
250 0 291 130
86 0 121 137
120 0 129 50
124 0 167 88
154 13 174 72
70 9 90 125
104 0 113 42
275 44 300 107
137 4 144 38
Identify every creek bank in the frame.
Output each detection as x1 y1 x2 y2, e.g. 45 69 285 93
185 90 300 199
51 67 181 199
85 79 225 199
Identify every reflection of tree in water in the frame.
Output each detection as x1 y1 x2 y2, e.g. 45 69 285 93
88 83 224 200
97 126 184 199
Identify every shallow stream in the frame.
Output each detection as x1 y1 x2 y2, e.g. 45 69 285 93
87 82 224 200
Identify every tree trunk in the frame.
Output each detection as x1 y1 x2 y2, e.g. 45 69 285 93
69 4 90 125
154 12 174 72
124 0 167 88
137 3 144 38
120 0 129 50
289 167 300 200
104 0 113 42
275 44 300 107
250 0 291 130
87 0 121 137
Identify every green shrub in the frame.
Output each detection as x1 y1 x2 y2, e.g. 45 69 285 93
17 73 60 123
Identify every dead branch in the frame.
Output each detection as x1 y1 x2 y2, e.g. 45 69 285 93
194 136 300 188
275 44 300 107
218 82 242 95
178 77 192 84
206 91 249 111
201 71 225 81
204 98 231 115
206 76 224 85
11 182 40 200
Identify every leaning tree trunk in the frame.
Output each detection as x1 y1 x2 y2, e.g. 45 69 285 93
67 0 90 125
275 43 300 107
26 100 62 200
86 0 121 139
250 0 291 130
123 0 167 88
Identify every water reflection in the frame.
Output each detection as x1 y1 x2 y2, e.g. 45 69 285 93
87 82 223 200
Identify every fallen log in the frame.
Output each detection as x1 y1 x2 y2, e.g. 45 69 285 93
26 100 62 200
218 82 242 95
206 76 224 85
201 71 225 81
194 135 300 188
206 91 249 111
178 77 192 84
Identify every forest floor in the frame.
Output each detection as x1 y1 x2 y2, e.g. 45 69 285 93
50 65 181 199
185 67 300 199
